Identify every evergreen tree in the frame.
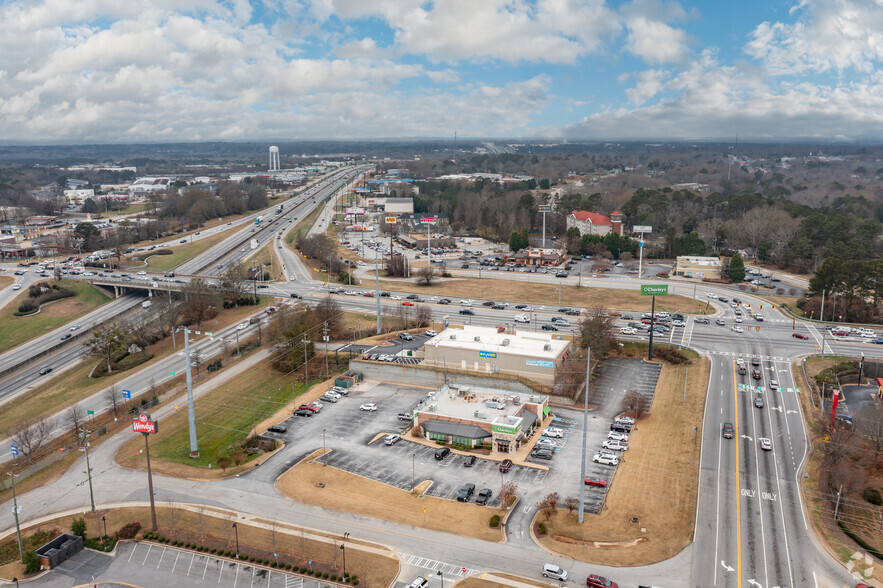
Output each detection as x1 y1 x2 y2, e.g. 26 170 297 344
727 253 745 282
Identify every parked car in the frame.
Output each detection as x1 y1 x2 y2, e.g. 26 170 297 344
435 447 451 460
424 329 438 337
463 456 477 467
586 574 619 588
319 395 338 403
602 439 629 451
294 409 313 417
607 431 629 442
457 483 475 502
614 416 635 426
298 404 320 413
384 434 401 445
267 425 287 433
543 427 564 438
531 449 554 460
475 488 493 505
399 332 414 341
359 403 377 411
407 577 429 588
499 459 513 473
542 564 568 580
610 422 631 433
592 453 619 465
584 477 608 487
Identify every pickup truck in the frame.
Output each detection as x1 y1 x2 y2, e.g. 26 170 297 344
397 413 413 422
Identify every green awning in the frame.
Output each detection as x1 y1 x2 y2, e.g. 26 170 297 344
543 406 551 416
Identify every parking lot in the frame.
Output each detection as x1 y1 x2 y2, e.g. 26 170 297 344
263 359 661 522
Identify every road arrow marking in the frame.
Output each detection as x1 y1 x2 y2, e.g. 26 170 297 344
720 560 734 572
741 435 753 441
770 406 783 412
747 580 763 588
786 410 797 414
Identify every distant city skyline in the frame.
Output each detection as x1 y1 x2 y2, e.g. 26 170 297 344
2 0 883 143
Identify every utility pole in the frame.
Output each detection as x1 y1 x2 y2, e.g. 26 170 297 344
8 472 23 562
539 204 552 248
323 322 329 379
834 484 844 521
184 328 198 457
301 333 310 384
578 347 591 523
80 429 96 512
375 248 382 334
820 289 826 325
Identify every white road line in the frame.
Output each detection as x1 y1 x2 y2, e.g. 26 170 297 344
187 553 196 576
749 375 770 588
142 544 152 566
128 544 138 563
769 369 796 588
713 363 725 588
157 546 166 568
172 549 181 573
203 555 210 580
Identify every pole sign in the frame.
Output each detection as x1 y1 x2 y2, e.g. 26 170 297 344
641 284 668 296
345 207 365 215
538 204 552 212
633 225 653 233
385 217 397 224
10 445 18 456
420 217 437 224
122 389 132 399
133 412 158 434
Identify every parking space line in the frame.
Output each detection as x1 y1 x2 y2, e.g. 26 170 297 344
187 553 196 576
203 555 210 580
234 563 241 588
172 549 181 573
128 543 138 563
142 544 152 566
157 546 166 568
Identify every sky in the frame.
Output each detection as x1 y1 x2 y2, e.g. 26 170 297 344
2 0 883 144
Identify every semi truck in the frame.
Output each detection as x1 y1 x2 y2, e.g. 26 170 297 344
255 216 263 225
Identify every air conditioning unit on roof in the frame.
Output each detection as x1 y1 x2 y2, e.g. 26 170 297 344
543 344 551 351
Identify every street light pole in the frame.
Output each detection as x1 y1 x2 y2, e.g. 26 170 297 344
8 472 23 562
232 523 239 556
340 544 346 578
102 515 108 550
323 428 327 466
80 429 96 512
437 570 444 586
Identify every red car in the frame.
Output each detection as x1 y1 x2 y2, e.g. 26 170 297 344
402 301 415 306
586 574 618 588
496 326 506 333
792 333 808 339
298 404 319 413
584 477 608 488
363 292 374 297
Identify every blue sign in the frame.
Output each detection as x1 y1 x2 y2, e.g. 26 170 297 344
122 389 132 399
526 359 555 368
10 445 19 456
444 317 449 328
479 351 497 358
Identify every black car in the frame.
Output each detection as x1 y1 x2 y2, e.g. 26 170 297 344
732 297 742 304
475 488 493 505
532 449 554 460
542 324 558 331
60 333 72 341
558 308 571 313
482 301 495 307
463 456 477 467
622 314 633 320
459 309 475 315
290 293 302 298
380 291 391 297
499 459 513 473
718 297 728 303
492 304 505 310
294 409 313 417
610 422 631 433
555 272 568 278
437 298 451 305
565 310 580 316
435 447 451 460
515 304 528 309
457 483 475 502
39 367 53 375
267 425 287 433
406 294 419 300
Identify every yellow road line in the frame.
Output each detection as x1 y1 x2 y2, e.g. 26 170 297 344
733 361 742 587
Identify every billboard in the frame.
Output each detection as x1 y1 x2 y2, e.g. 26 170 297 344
385 217 397 224
345 207 365 215
420 217 438 224
633 225 653 233
133 412 158 434
526 359 555 368
641 284 669 296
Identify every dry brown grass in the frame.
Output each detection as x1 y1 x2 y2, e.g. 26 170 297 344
538 353 710 566
376 278 708 314
252 242 285 282
456 574 556 588
276 454 504 543
0 276 13 289
0 505 398 585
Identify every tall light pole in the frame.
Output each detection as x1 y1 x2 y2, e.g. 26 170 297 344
232 523 239 556
7 472 23 562
578 347 591 523
539 204 552 248
80 429 96 512
184 328 199 457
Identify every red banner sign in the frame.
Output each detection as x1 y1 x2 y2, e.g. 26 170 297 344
420 217 437 224
133 412 158 434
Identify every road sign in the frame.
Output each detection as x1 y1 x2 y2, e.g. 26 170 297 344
87 410 94 416
633 225 653 233
345 207 365 215
122 389 131 399
538 204 552 212
641 284 668 296
11 506 21 514
133 412 158 434
10 445 18 456
421 217 437 224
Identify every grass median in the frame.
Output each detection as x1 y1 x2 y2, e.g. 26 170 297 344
145 225 242 271
0 280 112 354
276 450 505 542
536 350 710 566
376 277 708 315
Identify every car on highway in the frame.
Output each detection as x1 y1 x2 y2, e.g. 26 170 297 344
137 271 147 275
734 316 743 323
543 427 564 438
592 453 619 465
586 574 618 588
401 301 415 306
584 477 608 487
602 439 629 451
873 339 883 345
792 333 809 339
754 395 764 408
542 324 558 331
760 438 773 451
359 403 378 411
459 308 474 315
237 322 248 330
60 333 72 341
769 379 779 390
463 455 477 467
38 367 53 375
752 369 761 380
731 325 743 333
514 315 530 323
722 422 734 439
499 459 513 473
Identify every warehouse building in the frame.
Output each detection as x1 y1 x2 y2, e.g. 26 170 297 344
412 383 549 454
422 326 570 386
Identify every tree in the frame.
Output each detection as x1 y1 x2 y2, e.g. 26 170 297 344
417 265 437 286
313 295 344 338
104 385 122 418
73 221 101 250
621 389 650 419
82 322 130 375
181 278 220 328
11 417 52 465
727 253 745 283
66 405 85 437
414 304 432 327
70 517 87 539
499 481 518 510
269 303 316 373
217 456 231 472
82 198 98 214
219 265 250 305
576 308 617 358
536 492 559 522
562 496 579 517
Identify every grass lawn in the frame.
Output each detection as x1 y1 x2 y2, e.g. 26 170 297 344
252 242 285 282
144 225 242 271
0 276 13 289
0 280 112 354
376 277 709 315
116 356 323 472
276 450 505 542
286 202 324 245
538 351 710 566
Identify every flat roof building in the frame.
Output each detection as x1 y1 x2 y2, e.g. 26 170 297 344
413 383 549 454
674 256 722 280
422 326 570 386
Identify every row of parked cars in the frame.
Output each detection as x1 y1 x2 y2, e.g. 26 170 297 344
592 417 635 466
293 386 351 417
541 563 621 587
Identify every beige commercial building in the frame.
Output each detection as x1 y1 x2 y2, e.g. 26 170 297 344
422 326 571 386
674 256 723 279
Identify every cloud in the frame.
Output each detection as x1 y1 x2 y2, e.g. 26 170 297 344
624 17 688 63
624 69 666 106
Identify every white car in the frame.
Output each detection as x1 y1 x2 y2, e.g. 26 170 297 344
359 403 378 411
671 320 685 327
83 272 95 276
592 453 620 466
384 434 401 445
390 295 402 300
860 331 877 338
11 283 21 291
707 293 717 299
732 325 744 333
602 439 629 451
734 316 743 323
325 391 342 399
459 299 473 306
543 427 564 438
619 327 637 335
614 416 635 426
137 271 147 275
237 322 248 330
607 431 629 442
769 379 779 391
424 330 438 337
70 324 81 331
514 315 530 323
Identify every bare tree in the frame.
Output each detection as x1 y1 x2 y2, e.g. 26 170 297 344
536 492 559 522
195 507 207 542
499 481 518 510
860 405 883 461
417 265 437 286
66 405 85 436
104 385 122 419
313 295 344 338
562 496 579 517
11 417 53 465
414 304 432 328
621 389 650 420
82 321 130 374
190 348 202 378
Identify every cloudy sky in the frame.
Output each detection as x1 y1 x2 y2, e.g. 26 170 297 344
2 0 883 143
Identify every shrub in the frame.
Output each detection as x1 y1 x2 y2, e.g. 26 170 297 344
70 517 87 539
249 556 255 562
17 300 38 314
285 563 291 570
331 574 337 581
143 532 150 538
116 521 142 539
352 579 359 585
210 548 217 554
23 550 40 574
537 522 547 535
838 520 883 560
489 515 501 527
323 572 329 579
864 487 883 506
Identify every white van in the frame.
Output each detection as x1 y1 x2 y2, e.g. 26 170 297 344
514 315 530 323
542 563 568 580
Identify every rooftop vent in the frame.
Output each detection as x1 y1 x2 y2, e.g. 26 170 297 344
474 336 481 342
501 338 510 346
450 334 456 340
543 344 552 351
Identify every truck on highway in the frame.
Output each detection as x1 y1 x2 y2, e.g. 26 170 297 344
274 205 283 214
250 239 259 250
255 216 263 225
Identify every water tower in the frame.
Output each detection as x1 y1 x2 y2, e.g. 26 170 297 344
269 146 280 172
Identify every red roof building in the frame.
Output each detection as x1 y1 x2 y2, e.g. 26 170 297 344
567 210 624 236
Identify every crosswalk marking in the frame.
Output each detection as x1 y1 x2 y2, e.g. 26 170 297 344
400 553 478 576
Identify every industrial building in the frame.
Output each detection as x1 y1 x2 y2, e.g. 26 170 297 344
412 383 549 454
674 256 723 280
422 326 570 386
